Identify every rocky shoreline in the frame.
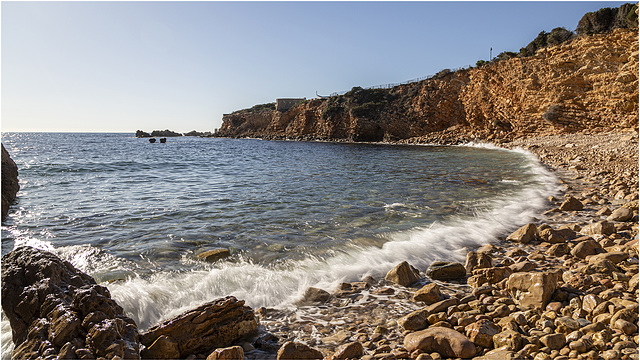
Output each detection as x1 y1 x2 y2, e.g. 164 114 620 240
1 131 637 360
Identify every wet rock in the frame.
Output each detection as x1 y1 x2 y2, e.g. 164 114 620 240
140 296 258 358
465 251 492 274
385 261 420 286
539 228 566 244
540 333 566 350
142 335 180 359
1 246 140 359
426 262 466 281
507 271 559 309
297 287 331 305
206 346 244 360
475 349 517 359
465 319 501 348
546 243 571 257
403 327 476 359
580 221 615 236
197 248 231 263
506 223 539 244
586 251 628 264
331 341 364 360
554 317 580 334
413 283 444 304
276 341 323 360
559 196 584 212
607 207 634 222
425 298 459 314
1 144 19 222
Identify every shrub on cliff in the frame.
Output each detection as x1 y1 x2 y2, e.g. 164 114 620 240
576 3 638 35
233 102 275 114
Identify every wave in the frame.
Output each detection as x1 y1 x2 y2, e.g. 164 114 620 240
1 145 559 343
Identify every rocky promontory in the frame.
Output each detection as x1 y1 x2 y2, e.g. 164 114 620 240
1 143 19 223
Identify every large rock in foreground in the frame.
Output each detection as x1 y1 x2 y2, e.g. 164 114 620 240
1 246 140 359
403 326 476 358
1 143 19 222
140 296 258 359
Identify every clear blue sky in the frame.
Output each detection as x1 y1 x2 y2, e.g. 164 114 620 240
1 1 629 133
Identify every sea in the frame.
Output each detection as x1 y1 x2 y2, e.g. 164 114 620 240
0 132 558 357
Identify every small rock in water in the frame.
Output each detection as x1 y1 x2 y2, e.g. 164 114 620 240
197 248 231 263
296 287 331 305
506 223 538 244
385 261 420 286
413 283 444 304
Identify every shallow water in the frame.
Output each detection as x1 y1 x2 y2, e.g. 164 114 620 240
1 133 557 356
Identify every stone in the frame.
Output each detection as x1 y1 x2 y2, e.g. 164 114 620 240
196 248 231 263
475 349 517 359
586 251 628 264
465 319 501 348
276 341 323 360
403 327 476 359
206 346 244 360
385 261 420 286
506 223 538 244
570 239 602 259
546 243 571 257
142 335 180 359
581 294 602 313
540 333 566 350
580 221 615 236
425 298 459 314
297 287 331 305
1 143 19 222
140 296 258 358
613 319 638 335
554 317 580 334
539 228 566 244
559 197 584 212
465 251 492 274
413 283 444 304
426 262 466 281
509 260 538 272
398 309 429 331
492 330 523 351
507 271 559 310
1 247 140 360
607 207 634 222
331 342 364 360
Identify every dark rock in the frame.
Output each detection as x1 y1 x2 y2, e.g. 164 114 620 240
151 129 183 137
136 130 152 137
159 138 167 143
426 261 466 281
1 246 140 359
1 144 19 222
149 138 157 143
297 287 331 305
197 248 231 263
140 296 258 358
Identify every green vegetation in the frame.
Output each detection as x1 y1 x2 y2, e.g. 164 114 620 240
233 102 275 114
519 28 573 57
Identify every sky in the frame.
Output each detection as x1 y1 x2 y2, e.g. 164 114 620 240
1 1 631 133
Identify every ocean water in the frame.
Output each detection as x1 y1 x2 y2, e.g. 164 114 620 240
1 133 557 356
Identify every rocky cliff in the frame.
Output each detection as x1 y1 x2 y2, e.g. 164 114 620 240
215 28 638 144
2 144 20 223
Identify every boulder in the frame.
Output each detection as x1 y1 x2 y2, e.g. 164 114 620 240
140 296 258 358
413 283 444 304
580 221 615 236
607 207 634 222
297 287 331 305
331 341 364 360
385 261 420 286
197 248 231 263
426 261 466 281
1 144 20 222
276 341 323 360
206 346 245 360
559 196 584 211
1 246 140 359
546 243 570 257
492 330 523 351
507 271 559 310
464 251 492 274
539 228 566 244
398 309 429 331
142 335 180 359
570 239 602 259
540 333 566 350
465 319 501 348
506 223 538 244
403 327 476 359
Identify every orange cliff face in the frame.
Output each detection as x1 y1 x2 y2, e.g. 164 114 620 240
216 29 639 144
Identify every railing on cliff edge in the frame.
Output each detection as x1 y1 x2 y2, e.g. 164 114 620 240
321 65 471 98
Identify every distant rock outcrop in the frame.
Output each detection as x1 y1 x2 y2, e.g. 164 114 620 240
1 143 19 222
136 129 183 138
1 246 141 359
